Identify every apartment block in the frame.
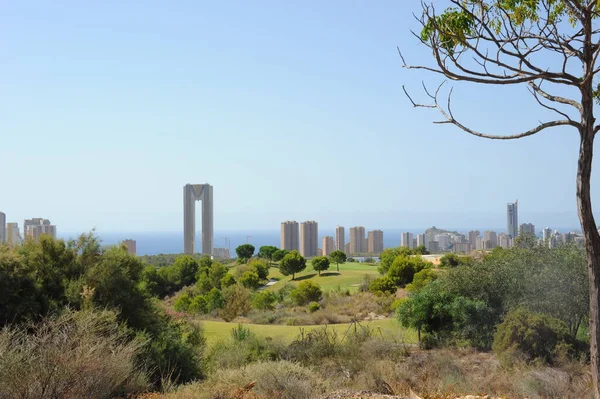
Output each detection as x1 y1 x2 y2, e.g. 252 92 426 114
322 236 335 256
0 212 5 244
280 221 299 251
349 226 366 254
367 230 384 254
122 239 137 256
300 221 318 257
335 226 345 252
6 223 22 247
401 232 414 249
24 218 56 242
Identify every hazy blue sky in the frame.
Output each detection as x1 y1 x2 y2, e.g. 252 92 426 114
1 1 596 233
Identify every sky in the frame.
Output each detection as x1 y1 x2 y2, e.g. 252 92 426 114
1 1 597 233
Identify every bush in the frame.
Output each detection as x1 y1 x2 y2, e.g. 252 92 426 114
439 253 464 268
205 288 224 312
220 285 252 322
406 268 437 292
308 301 320 313
369 276 396 295
174 293 192 312
493 307 580 364
220 273 236 288
248 258 270 280
290 281 323 306
0 309 148 399
239 271 261 290
252 291 278 311
387 255 431 286
189 295 208 314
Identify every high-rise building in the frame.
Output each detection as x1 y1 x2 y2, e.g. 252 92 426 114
300 221 318 257
122 239 137 256
322 236 335 256
468 230 480 249
484 231 497 249
454 242 470 253
401 232 414 249
367 230 384 254
213 248 231 259
280 221 299 251
0 212 5 244
335 226 345 253
435 234 450 250
417 233 426 247
476 236 485 250
498 233 512 249
507 200 519 239
6 223 22 247
519 223 535 236
183 184 213 255
24 218 56 242
543 227 552 243
349 226 366 254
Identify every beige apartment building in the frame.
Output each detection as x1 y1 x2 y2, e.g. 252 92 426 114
349 226 366 254
367 230 384 254
6 223 22 247
24 218 56 242
300 221 318 257
335 226 345 252
280 221 299 251
322 236 335 256
122 239 137 256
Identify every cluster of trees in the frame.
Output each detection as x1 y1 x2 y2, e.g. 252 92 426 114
368 250 435 295
0 234 205 387
397 245 589 359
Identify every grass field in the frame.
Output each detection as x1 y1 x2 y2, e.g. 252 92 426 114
199 318 416 345
262 261 380 292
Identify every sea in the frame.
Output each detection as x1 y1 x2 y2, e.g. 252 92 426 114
54 228 545 256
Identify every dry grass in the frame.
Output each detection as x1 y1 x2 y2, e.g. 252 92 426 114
0 308 148 399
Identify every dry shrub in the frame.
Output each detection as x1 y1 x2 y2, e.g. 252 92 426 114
163 361 324 399
0 308 148 399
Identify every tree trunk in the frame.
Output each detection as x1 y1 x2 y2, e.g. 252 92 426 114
577 113 600 399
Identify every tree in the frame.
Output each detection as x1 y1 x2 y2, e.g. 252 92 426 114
258 246 278 265
290 281 323 306
311 256 330 276
252 291 278 310
248 258 270 280
220 285 252 322
239 271 261 290
414 245 429 255
279 250 306 280
439 253 463 268
329 250 347 272
235 244 255 262
403 2 600 391
272 249 289 262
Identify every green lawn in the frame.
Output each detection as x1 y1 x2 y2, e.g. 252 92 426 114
199 318 416 346
263 261 380 292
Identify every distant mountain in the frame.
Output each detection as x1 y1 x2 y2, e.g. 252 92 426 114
424 226 461 236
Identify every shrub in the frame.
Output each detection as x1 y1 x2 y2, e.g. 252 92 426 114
205 288 224 312
174 293 192 312
220 273 236 288
439 253 464 268
220 285 252 322
359 274 376 292
248 258 270 280
189 295 208 314
0 309 148 399
308 301 321 313
493 307 580 364
406 268 437 292
252 291 278 310
239 271 261 290
369 276 397 295
290 281 323 306
387 255 431 286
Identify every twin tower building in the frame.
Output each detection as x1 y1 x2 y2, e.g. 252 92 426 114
183 183 213 255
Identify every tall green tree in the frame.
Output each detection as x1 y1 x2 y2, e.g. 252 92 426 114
403 1 600 392
258 245 278 265
235 244 255 262
272 249 289 262
311 256 330 276
328 250 347 272
279 250 306 280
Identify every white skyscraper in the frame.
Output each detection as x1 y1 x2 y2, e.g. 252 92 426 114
401 232 414 249
417 233 426 247
435 234 450 250
0 212 5 244
507 200 519 239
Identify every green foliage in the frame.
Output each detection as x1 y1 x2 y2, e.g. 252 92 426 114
239 271 261 290
220 285 252 322
493 308 581 364
272 249 289 262
347 257 356 263
249 258 270 280
311 256 330 276
220 273 236 288
168 255 199 288
189 295 208 314
258 246 278 262
414 245 429 255
231 323 253 343
174 293 192 312
235 244 255 262
363 257 375 263
308 301 320 313
406 268 438 292
439 253 466 268
290 281 323 306
421 8 475 54
368 276 397 295
205 288 225 312
329 250 347 272
279 250 307 280
252 291 278 310
387 255 432 286
378 247 412 274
